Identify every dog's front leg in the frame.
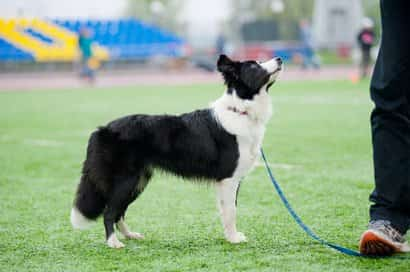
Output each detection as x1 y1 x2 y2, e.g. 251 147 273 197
216 178 247 243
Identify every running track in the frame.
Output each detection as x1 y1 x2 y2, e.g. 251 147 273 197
0 66 360 91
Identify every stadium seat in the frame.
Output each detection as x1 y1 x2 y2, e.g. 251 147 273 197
0 17 185 62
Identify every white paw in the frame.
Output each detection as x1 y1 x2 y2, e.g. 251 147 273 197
226 232 247 244
125 232 144 240
107 234 125 249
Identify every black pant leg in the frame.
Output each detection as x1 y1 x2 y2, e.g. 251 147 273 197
369 0 410 234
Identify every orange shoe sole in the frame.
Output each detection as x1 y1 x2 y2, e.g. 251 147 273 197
359 230 401 256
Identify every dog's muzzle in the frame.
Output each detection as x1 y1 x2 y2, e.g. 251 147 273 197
261 57 283 77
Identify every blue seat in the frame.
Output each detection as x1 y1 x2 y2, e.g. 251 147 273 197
0 18 185 61
0 38 34 61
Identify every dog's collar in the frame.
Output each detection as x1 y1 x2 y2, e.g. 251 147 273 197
227 106 248 116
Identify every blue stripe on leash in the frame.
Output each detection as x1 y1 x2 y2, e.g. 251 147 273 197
260 148 410 259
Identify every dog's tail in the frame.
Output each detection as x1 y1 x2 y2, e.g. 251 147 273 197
71 174 106 230
71 127 118 230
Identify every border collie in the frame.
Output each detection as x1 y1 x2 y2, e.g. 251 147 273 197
70 54 283 248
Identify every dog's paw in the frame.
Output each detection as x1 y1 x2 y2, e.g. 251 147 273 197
226 232 247 244
107 235 125 249
125 232 144 240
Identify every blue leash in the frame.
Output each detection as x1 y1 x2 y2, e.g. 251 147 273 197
260 148 410 259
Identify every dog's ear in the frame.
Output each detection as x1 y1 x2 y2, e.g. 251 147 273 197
217 54 236 74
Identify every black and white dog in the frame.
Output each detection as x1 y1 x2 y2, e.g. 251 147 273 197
70 55 283 248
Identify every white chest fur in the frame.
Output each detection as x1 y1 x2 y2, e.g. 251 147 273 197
211 88 272 179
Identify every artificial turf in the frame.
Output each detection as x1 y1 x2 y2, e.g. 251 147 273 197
0 80 408 271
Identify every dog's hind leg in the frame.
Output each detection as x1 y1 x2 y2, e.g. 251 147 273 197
216 178 246 243
104 202 126 248
105 169 152 248
116 169 152 240
116 217 144 239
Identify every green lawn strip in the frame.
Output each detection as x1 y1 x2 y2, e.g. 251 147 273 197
1 80 408 271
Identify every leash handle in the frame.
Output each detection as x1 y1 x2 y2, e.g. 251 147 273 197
260 148 400 259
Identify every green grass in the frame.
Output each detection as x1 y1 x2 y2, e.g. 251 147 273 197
0 80 408 271
318 50 353 65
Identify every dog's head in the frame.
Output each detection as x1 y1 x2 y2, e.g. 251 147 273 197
217 54 282 100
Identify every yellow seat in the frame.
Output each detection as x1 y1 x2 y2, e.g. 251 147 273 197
6 18 16 28
18 18 30 27
31 18 40 27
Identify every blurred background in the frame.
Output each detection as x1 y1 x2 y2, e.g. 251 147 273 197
0 0 380 89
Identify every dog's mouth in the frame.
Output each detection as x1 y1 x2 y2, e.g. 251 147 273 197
266 81 275 91
269 67 282 76
266 67 281 91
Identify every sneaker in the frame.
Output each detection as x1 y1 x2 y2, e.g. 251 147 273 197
359 220 410 256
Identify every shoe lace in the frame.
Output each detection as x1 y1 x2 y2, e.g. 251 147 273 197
369 220 406 243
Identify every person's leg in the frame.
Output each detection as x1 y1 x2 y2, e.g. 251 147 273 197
301 47 312 69
310 48 320 70
360 0 410 255
370 103 410 234
306 47 316 69
368 0 410 234
79 58 87 77
80 57 91 77
360 50 370 79
301 53 308 70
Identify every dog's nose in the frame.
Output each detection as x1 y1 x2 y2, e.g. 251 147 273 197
275 57 283 66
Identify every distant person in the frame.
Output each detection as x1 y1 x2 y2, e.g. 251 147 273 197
359 0 410 256
78 27 96 83
357 18 375 79
215 33 226 56
299 19 320 70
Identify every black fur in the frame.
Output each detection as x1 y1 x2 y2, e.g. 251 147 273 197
73 109 239 239
73 54 277 242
